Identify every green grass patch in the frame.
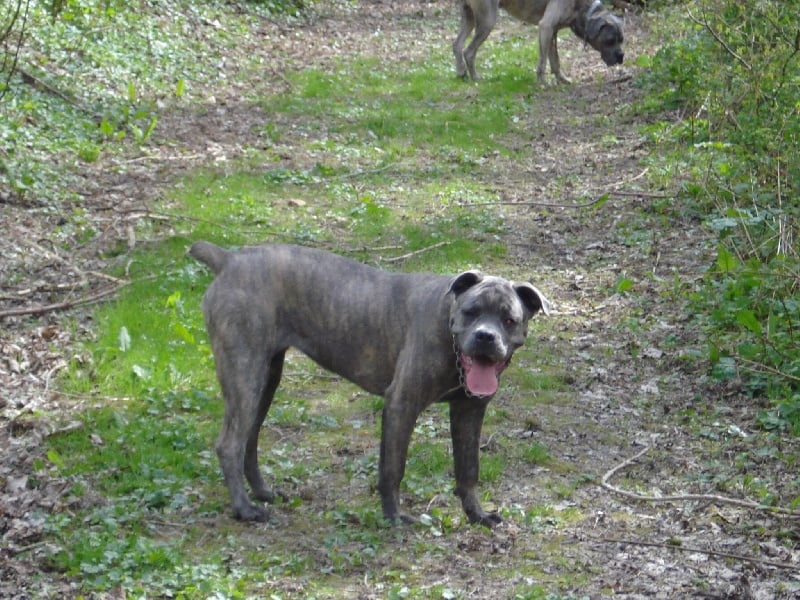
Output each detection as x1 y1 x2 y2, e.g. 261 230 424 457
1 0 277 203
30 2 581 597
60 239 214 398
41 390 225 592
274 55 531 155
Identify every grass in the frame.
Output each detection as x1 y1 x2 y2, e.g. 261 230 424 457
1 0 278 203
17 1 799 597
277 57 532 153
30 5 579 597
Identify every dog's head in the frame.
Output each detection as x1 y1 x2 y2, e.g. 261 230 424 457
581 0 625 67
447 271 550 397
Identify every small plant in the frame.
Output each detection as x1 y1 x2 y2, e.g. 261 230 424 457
523 442 551 466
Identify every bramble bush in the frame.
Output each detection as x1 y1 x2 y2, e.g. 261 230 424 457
641 0 800 431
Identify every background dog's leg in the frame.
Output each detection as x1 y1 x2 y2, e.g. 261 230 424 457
537 1 572 83
548 35 571 84
537 24 554 81
453 3 475 78
462 2 497 81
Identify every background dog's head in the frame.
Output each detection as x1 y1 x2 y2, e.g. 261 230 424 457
580 1 625 67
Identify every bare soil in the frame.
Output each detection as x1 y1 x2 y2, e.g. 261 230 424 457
1 1 798 598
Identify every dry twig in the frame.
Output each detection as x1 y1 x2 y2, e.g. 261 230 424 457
595 536 798 571
381 241 450 263
0 283 126 319
601 445 800 518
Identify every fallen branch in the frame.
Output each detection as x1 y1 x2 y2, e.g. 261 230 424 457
17 66 96 116
595 536 798 571
601 445 800 517
9 225 124 285
0 283 126 319
381 241 450 263
737 356 800 384
607 190 672 199
457 166 673 209
458 195 609 209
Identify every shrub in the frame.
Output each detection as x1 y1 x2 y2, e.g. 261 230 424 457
641 0 800 429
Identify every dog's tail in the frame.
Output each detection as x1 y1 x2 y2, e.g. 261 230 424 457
189 241 230 274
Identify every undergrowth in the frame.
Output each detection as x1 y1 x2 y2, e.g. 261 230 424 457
639 0 800 431
6 0 798 597
0 0 307 203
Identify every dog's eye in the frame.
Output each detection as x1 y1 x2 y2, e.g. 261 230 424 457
504 318 517 327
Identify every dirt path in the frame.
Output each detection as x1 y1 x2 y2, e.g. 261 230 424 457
2 2 798 597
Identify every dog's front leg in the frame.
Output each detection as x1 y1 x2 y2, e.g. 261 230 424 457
547 34 571 84
536 23 555 81
449 397 501 526
377 391 425 524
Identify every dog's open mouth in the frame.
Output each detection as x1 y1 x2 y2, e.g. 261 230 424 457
458 353 510 397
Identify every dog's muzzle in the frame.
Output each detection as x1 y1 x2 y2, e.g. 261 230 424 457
453 335 511 398
603 48 624 66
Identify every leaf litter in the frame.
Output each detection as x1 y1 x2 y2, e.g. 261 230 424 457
1 1 798 597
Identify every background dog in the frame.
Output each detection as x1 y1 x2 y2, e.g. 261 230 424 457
454 0 624 83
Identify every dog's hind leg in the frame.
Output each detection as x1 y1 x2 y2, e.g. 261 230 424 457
453 2 476 78
462 0 498 81
244 350 286 503
214 348 276 522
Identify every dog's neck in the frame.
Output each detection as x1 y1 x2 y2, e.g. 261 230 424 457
571 0 604 42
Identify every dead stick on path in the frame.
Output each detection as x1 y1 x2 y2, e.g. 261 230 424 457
594 536 798 570
456 190 672 209
601 446 800 517
381 241 450 263
0 283 126 319
458 196 608 209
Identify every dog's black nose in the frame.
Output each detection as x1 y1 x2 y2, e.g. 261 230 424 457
474 329 496 342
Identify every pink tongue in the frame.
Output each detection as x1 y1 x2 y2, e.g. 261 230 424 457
466 362 499 396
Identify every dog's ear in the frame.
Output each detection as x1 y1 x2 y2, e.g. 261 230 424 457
513 282 551 318
448 270 484 297
588 13 624 40
586 16 605 40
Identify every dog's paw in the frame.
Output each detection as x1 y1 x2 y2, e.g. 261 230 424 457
381 510 419 527
398 512 420 526
233 503 270 522
252 487 288 504
468 510 502 528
